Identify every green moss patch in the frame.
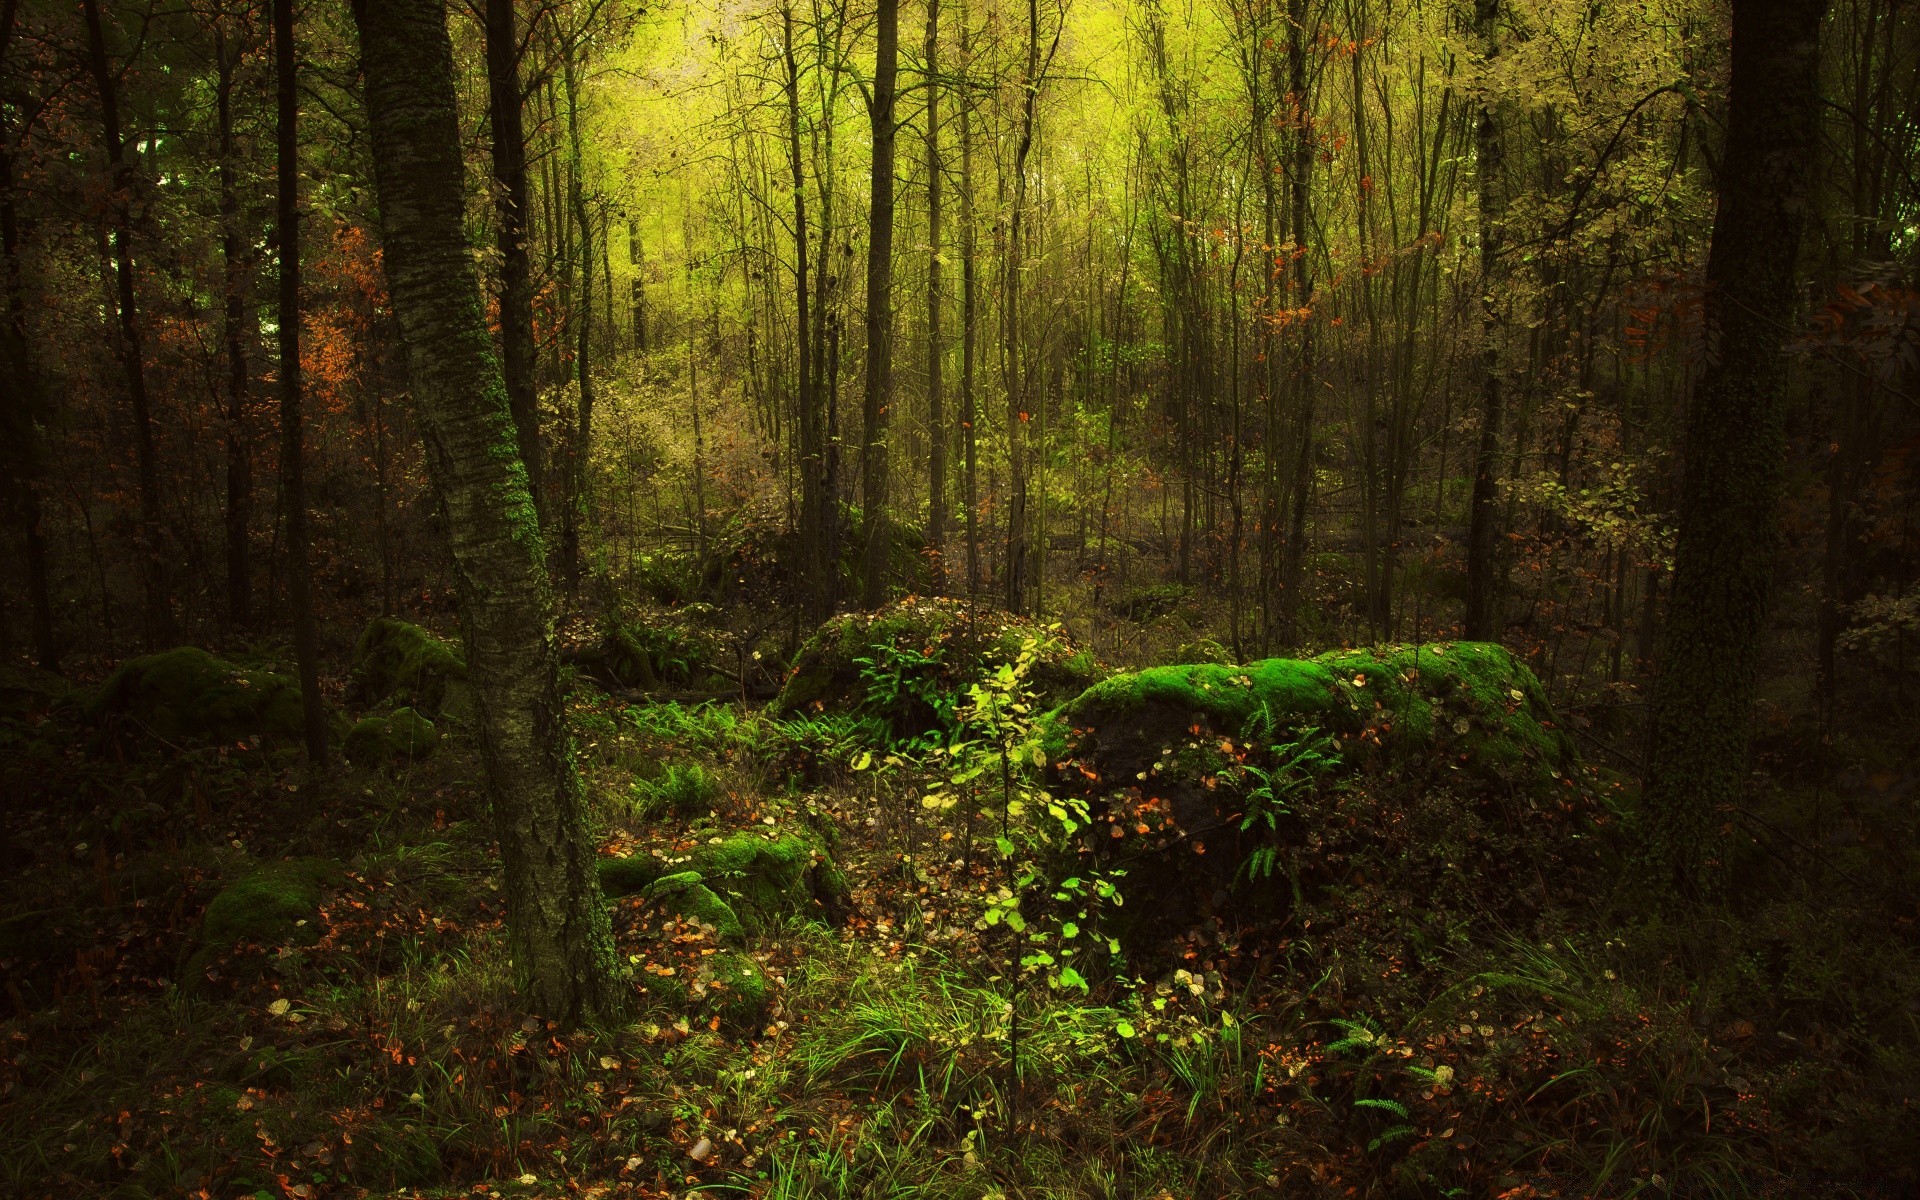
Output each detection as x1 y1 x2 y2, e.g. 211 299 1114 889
351 618 466 713
643 871 745 942
86 646 310 743
771 597 1101 736
598 830 846 930
342 707 438 767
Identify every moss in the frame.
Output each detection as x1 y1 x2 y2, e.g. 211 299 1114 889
703 948 771 1023
184 857 342 985
1171 638 1235 665
597 854 664 898
772 597 1102 734
1311 642 1576 787
351 618 466 713
629 762 721 816
1063 656 1356 737
343 707 439 767
86 646 310 742
692 831 844 930
643 871 745 942
603 832 846 928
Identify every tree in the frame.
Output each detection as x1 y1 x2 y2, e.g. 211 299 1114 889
860 0 900 608
82 0 170 648
1462 0 1504 641
350 0 625 1024
277 0 326 767
485 0 544 527
1641 0 1829 901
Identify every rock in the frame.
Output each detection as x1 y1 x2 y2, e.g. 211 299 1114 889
638 946 770 1024
771 597 1101 735
1171 638 1235 665
1048 642 1582 940
86 647 310 742
597 831 847 930
351 618 465 714
643 871 745 942
343 707 438 767
1112 582 1191 623
186 857 342 984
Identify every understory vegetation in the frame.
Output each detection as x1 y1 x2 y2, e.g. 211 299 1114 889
3 601 1916 1198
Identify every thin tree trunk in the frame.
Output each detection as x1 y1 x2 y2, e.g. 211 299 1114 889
276 0 327 766
0 0 55 671
860 0 900 608
82 0 170 648
486 0 544 526
925 0 945 593
351 0 624 1024
1641 0 1827 902
216 21 252 632
959 0 980 600
1463 0 1504 640
561 36 594 599
1278 0 1317 647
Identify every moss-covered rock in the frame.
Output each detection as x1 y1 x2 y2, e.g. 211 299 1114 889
597 830 847 929
1049 642 1581 941
343 707 439 767
643 871 745 942
86 646 310 742
772 597 1101 736
351 618 465 714
185 857 342 984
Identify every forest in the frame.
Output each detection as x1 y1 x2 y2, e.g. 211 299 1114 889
1 0 1918 1193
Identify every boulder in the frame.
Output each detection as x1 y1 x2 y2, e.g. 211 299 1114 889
87 647 309 742
1048 642 1582 939
342 707 438 767
598 830 847 930
642 871 745 942
185 857 343 983
351 618 465 714
771 597 1100 736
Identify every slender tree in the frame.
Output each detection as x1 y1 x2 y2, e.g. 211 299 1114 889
82 0 170 648
350 0 625 1024
924 0 945 593
860 0 900 608
1463 0 1504 640
485 0 544 525
276 0 327 766
1641 0 1828 901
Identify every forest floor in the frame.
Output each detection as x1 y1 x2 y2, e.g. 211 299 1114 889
2 611 1919 1200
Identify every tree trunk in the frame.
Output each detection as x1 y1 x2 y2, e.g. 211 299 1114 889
276 0 327 767
485 0 544 526
1277 0 1317 647
860 0 900 609
351 0 625 1025
0 0 56 671
959 0 980 599
924 0 945 594
216 21 253 632
1641 0 1827 902
560 37 594 599
1463 0 1504 640
82 0 170 648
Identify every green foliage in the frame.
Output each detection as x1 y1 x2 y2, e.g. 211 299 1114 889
628 761 721 817
643 871 745 942
600 613 712 688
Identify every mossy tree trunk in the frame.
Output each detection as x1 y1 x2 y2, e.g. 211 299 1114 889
350 0 625 1025
1642 0 1827 902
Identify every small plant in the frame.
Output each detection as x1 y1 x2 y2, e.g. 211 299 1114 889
630 761 722 818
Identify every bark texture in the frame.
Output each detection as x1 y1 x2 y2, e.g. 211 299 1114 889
351 0 624 1023
1642 0 1827 901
